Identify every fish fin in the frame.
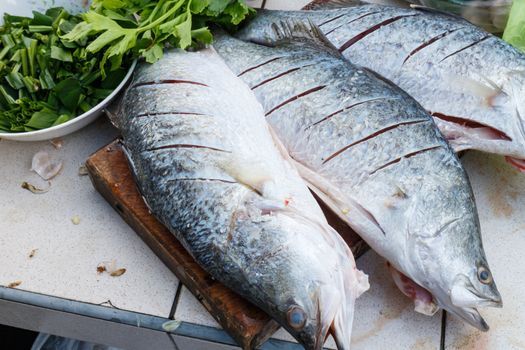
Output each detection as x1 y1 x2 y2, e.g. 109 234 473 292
120 140 137 176
222 154 295 210
443 74 503 106
119 140 154 214
267 17 343 58
362 67 401 89
104 89 127 130
223 156 272 194
410 4 472 24
387 262 439 316
267 124 299 164
505 70 525 142
303 0 366 10
291 158 387 238
104 104 122 130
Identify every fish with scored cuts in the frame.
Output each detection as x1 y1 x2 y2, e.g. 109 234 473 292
111 48 369 350
238 0 525 172
214 25 502 331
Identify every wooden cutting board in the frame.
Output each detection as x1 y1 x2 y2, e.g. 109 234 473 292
85 139 366 349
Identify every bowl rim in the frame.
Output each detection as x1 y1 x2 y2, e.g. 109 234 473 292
0 59 137 139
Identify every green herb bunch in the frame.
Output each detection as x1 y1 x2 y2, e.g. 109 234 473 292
0 0 255 133
0 8 129 132
63 0 255 74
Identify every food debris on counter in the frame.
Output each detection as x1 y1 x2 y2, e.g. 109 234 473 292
28 249 38 259
97 300 121 309
21 181 50 194
31 151 63 180
7 281 22 288
162 320 182 332
110 268 127 277
50 138 64 149
97 260 126 277
71 215 81 225
78 164 89 176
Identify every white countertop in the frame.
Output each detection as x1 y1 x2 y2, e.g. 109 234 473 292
0 118 178 318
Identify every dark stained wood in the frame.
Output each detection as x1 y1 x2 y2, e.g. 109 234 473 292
86 139 367 349
85 140 279 350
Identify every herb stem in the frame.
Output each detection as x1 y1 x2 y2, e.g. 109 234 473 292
140 0 168 27
20 49 29 77
138 0 185 33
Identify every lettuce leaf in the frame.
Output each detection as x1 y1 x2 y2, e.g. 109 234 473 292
503 0 525 52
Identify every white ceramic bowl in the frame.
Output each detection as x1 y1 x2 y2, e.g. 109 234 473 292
0 0 136 141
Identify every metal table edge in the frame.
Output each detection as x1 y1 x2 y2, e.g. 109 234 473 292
0 286 304 349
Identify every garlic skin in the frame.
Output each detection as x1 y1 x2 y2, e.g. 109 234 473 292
31 151 63 180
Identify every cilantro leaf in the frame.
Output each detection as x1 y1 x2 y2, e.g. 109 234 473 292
62 0 254 66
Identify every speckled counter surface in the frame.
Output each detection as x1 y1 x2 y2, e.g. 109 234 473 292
0 119 178 317
1 0 525 349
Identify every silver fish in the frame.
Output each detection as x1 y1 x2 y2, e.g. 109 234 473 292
237 1 525 172
214 27 501 330
113 48 368 350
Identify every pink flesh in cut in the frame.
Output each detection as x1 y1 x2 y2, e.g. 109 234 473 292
505 157 525 173
432 113 525 172
431 113 511 141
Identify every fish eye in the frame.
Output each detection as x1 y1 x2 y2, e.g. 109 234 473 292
287 305 307 330
477 266 492 284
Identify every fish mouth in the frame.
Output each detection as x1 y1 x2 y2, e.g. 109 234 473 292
467 284 502 309
327 308 353 350
306 273 366 350
442 281 502 331
293 311 335 350
446 305 490 331
450 282 502 309
450 287 503 308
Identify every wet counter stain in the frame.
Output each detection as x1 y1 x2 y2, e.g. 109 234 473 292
450 330 489 350
410 337 434 350
352 259 412 345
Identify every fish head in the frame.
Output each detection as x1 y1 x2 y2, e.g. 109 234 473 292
446 270 502 330
245 203 368 350
277 282 353 350
277 215 368 350
406 212 502 331
381 158 501 330
430 256 502 331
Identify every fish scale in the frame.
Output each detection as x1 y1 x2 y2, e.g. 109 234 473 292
319 122 442 185
238 3 525 170
217 37 443 178
123 114 223 152
113 48 369 350
214 30 501 331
